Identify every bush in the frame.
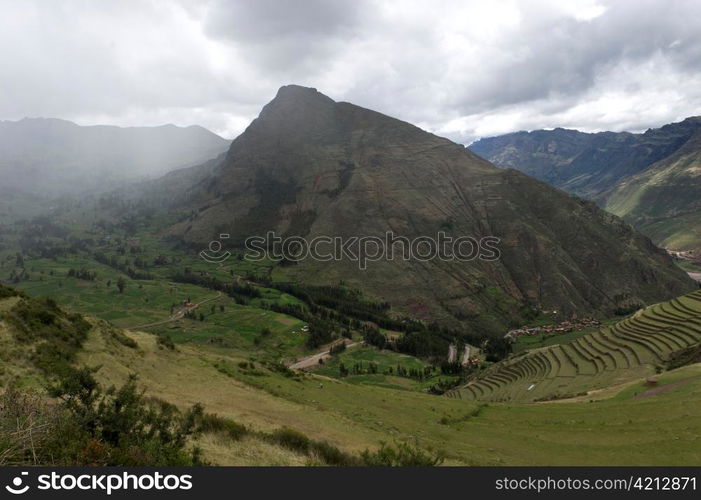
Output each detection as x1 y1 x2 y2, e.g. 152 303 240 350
0 283 26 300
3 298 91 375
2 368 204 466
157 335 176 350
199 414 248 441
309 440 356 466
268 427 311 454
360 442 443 466
110 329 138 349
46 367 204 465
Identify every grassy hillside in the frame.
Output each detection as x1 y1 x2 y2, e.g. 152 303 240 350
79 328 701 465
2 285 701 465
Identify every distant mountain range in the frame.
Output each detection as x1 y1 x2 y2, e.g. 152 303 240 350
470 117 701 252
143 85 694 333
0 117 230 197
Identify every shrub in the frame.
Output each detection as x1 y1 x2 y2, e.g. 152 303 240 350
309 440 356 466
360 442 443 467
157 335 176 350
2 368 204 466
0 283 26 300
110 329 138 349
199 414 248 441
47 367 204 465
269 427 311 454
3 298 91 375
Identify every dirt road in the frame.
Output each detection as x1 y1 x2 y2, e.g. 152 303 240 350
289 340 363 370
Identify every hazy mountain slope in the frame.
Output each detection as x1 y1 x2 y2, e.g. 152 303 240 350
158 85 694 333
0 117 230 196
469 118 701 252
469 118 701 202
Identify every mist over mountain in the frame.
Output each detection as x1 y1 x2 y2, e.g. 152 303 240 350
470 117 701 252
148 85 694 333
0 117 230 197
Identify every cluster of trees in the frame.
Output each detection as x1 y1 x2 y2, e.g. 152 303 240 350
338 361 379 377
93 251 154 280
388 364 435 380
184 310 206 321
338 361 435 381
363 327 388 349
329 342 346 355
67 268 97 280
171 270 261 304
271 283 407 331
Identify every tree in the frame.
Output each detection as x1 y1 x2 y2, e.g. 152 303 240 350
116 277 126 294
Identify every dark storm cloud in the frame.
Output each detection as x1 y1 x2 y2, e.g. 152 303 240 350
1 0 701 143
203 0 369 77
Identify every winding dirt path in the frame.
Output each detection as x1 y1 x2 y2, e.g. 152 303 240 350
289 340 363 370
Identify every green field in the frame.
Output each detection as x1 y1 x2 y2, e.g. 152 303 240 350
313 345 458 391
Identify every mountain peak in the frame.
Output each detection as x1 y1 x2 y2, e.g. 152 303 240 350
255 85 337 127
274 84 333 102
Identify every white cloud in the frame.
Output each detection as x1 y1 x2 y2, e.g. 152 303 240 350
1 0 701 142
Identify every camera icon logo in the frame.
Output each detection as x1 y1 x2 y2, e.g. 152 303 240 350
200 234 232 264
5 471 29 495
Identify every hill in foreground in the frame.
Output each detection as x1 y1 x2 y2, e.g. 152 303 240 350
2 283 700 465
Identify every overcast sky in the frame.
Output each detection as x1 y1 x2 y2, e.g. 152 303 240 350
2 0 701 144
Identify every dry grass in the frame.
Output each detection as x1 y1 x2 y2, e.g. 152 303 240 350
195 434 309 466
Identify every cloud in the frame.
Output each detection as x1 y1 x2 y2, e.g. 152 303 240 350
1 0 701 143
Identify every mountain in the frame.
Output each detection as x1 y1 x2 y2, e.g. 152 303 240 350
156 85 694 334
605 126 701 251
469 118 701 251
0 117 230 197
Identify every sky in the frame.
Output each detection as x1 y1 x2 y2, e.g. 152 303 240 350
2 0 701 144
